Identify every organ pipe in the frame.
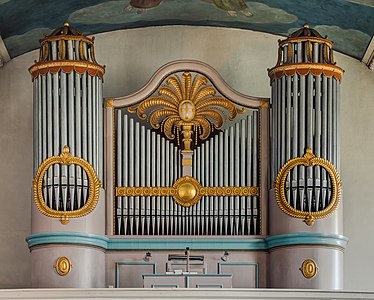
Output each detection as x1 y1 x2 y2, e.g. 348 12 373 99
30 22 105 214
114 108 260 236
268 24 344 213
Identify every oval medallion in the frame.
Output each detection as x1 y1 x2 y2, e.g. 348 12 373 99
300 259 318 279
54 256 72 276
179 100 195 122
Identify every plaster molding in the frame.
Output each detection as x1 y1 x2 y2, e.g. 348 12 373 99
26 232 348 251
266 233 349 250
362 36 374 70
111 60 269 109
0 288 374 299
0 35 11 67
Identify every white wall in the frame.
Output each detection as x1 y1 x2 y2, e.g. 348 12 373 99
0 53 33 288
338 53 374 291
0 25 372 290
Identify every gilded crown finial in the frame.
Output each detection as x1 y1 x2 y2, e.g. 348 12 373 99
303 23 310 28
63 22 70 27
62 145 70 153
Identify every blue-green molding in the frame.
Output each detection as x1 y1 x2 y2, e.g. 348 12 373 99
266 233 349 250
26 231 109 249
26 232 348 251
109 237 266 250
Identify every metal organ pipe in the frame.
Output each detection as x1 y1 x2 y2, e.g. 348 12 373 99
117 111 123 234
252 112 258 234
218 132 224 235
33 77 38 174
246 115 252 235
240 119 246 235
140 125 146 235
114 107 260 236
98 80 103 180
336 79 341 171
129 118 134 235
145 129 151 235
87 75 93 165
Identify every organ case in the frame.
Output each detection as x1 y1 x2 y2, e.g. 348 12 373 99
105 61 269 236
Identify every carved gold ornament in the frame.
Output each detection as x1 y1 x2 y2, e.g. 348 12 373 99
116 176 259 207
268 63 344 82
104 98 114 108
54 256 72 276
274 148 342 225
300 259 318 279
128 72 244 151
33 146 101 224
29 61 105 80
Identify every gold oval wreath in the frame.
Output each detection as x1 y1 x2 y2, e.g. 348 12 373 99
274 148 342 225
33 146 101 224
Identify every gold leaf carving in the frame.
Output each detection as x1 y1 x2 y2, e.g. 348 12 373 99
128 72 244 151
116 176 259 207
54 256 72 276
300 259 318 279
33 146 101 224
274 148 342 225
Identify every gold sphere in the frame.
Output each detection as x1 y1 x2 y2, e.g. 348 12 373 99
177 182 197 202
63 22 70 27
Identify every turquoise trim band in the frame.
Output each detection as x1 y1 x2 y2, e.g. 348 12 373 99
266 233 349 249
26 232 109 249
26 232 348 251
109 238 266 250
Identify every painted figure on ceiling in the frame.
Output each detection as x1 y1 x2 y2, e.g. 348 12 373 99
125 0 162 14
207 0 253 17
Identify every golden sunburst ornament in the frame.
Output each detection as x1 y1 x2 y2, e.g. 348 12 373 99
129 72 244 151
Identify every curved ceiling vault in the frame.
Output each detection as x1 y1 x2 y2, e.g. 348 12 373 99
0 0 373 60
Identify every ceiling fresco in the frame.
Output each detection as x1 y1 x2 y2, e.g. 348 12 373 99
0 0 373 59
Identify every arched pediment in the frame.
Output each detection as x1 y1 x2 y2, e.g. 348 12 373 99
109 60 269 109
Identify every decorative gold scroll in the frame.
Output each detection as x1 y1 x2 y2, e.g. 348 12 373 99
128 72 245 151
268 63 344 82
116 176 259 207
33 146 101 224
300 259 318 279
29 61 105 79
274 148 342 225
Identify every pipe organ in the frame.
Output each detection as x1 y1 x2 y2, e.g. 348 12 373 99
267 24 344 289
28 24 347 290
